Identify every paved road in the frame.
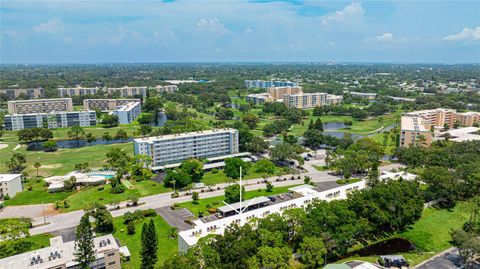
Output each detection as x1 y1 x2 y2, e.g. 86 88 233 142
414 248 463 269
0 163 403 236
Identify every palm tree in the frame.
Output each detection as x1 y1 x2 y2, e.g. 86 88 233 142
34 162 41 177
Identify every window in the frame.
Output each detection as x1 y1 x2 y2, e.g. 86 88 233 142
108 261 116 265
107 253 115 257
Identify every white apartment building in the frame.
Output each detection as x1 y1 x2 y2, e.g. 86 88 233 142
0 174 22 199
178 181 365 253
245 93 273 105
5 111 97 131
7 98 73 114
0 234 129 269
283 93 343 109
112 101 142 124
156 85 178 93
349 91 377 100
106 86 147 97
133 129 239 167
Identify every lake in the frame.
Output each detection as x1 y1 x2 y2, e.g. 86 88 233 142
27 138 133 151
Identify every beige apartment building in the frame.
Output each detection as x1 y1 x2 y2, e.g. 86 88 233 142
106 86 147 97
7 98 73 114
58 86 101 97
83 98 141 111
268 86 302 100
0 234 129 269
405 108 480 128
400 116 433 148
156 85 178 93
0 88 44 99
283 92 343 109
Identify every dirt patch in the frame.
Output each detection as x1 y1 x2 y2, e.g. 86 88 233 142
41 164 63 169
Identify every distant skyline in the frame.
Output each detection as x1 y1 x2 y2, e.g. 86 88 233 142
1 0 479 64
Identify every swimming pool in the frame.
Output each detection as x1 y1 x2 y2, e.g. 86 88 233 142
89 173 114 179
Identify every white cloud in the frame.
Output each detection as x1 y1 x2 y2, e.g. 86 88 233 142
444 27 480 41
153 28 179 43
33 18 63 34
196 18 229 34
321 2 365 26
376 32 394 42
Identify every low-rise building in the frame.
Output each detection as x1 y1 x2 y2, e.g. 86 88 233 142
244 80 299 89
246 93 272 105
83 99 140 111
112 101 142 124
0 88 44 100
156 85 178 93
0 174 22 199
178 182 365 253
134 129 239 167
400 116 433 148
7 98 73 114
283 93 343 109
437 127 480 142
5 111 96 131
405 108 480 128
0 234 129 269
58 86 101 97
349 91 377 100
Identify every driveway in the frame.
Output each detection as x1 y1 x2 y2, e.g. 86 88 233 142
415 248 463 269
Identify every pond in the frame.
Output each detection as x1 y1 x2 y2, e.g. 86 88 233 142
322 121 364 139
27 138 133 151
353 238 415 256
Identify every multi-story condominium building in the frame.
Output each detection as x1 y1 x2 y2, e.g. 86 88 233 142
349 91 377 100
0 234 129 269
83 99 141 111
0 88 44 100
268 86 302 100
405 108 480 128
246 93 272 105
283 93 343 109
327 94 344 105
7 98 73 114
106 86 147 97
400 116 433 148
112 101 142 124
244 80 299 89
133 129 239 167
5 111 96 131
0 174 23 199
58 86 101 97
156 85 178 93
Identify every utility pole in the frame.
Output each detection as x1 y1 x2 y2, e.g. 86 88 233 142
42 201 46 225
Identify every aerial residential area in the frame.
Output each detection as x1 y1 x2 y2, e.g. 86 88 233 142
1 1 479 269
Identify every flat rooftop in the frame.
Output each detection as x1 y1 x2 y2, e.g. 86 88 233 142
401 116 429 132
0 234 120 269
133 128 237 143
217 196 270 213
116 101 141 112
0 174 21 182
439 127 480 142
8 98 71 103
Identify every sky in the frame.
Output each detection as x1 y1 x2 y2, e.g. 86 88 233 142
1 0 479 63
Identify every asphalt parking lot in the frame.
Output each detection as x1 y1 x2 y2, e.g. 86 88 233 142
416 248 464 269
156 207 194 231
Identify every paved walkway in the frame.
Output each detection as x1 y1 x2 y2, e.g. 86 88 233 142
414 248 462 269
0 163 402 236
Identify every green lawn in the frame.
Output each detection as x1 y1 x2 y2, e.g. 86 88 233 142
0 142 133 177
336 178 362 185
334 199 473 267
110 215 177 269
0 233 54 259
202 165 292 186
313 165 329 171
178 185 299 218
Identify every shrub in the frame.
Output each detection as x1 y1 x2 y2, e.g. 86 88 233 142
27 185 33 191
3 195 10 200
127 221 135 235
123 212 135 224
173 203 180 208
142 209 157 217
97 185 104 191
207 208 217 214
211 168 219 174
198 211 204 218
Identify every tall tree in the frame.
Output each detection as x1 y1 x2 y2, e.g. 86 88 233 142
74 214 95 268
33 162 41 177
141 219 158 269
